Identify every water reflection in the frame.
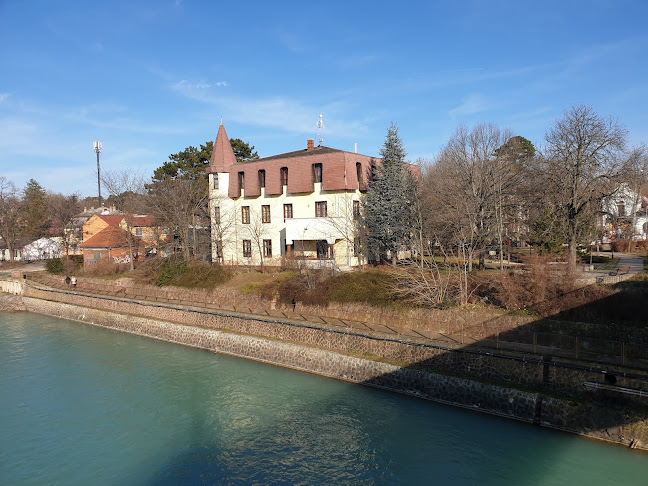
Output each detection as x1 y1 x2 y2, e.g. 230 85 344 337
0 312 645 486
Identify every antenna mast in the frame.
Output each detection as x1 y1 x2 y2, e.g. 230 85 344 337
93 141 102 207
317 114 324 146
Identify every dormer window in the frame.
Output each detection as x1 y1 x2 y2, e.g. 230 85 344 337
312 163 323 183
617 202 626 217
280 167 288 186
356 162 363 189
238 172 245 192
258 169 266 188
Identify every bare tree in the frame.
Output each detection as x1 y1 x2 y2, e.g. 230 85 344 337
101 170 146 270
244 209 272 271
540 105 629 271
147 176 208 261
47 192 81 257
424 124 513 271
0 177 22 262
324 194 365 267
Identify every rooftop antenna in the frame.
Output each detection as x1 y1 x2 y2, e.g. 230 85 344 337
317 114 324 146
93 141 102 207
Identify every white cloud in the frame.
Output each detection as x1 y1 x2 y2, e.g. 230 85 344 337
172 79 228 90
449 94 490 118
170 80 368 138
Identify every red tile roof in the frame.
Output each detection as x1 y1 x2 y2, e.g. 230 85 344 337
207 122 237 172
79 225 141 249
126 214 157 227
98 214 124 226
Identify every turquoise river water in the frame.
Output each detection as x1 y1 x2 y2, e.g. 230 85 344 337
0 311 646 485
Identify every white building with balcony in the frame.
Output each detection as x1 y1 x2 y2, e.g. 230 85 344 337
206 122 377 268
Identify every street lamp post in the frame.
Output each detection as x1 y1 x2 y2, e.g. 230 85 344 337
93 141 102 207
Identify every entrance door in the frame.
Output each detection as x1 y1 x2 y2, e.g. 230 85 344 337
316 240 328 259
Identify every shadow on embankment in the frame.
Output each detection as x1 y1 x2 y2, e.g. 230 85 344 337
143 284 648 485
358 277 648 450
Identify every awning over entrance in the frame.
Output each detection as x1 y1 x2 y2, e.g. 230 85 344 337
285 217 345 245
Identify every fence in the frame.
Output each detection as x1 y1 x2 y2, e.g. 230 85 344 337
21 273 648 369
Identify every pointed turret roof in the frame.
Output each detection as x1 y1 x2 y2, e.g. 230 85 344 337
207 122 236 173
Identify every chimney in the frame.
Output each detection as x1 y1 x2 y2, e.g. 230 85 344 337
307 138 315 150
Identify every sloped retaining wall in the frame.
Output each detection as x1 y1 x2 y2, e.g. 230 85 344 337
18 294 648 450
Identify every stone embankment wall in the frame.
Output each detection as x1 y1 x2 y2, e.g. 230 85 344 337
14 284 648 450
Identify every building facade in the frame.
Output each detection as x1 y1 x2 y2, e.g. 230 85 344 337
79 213 163 267
206 123 377 268
601 184 648 240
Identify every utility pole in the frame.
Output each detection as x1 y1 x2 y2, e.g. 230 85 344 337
93 141 102 207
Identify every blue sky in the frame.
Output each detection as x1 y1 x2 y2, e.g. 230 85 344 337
1 0 647 197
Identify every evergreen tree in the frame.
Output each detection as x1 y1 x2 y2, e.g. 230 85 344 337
22 179 49 238
363 123 418 264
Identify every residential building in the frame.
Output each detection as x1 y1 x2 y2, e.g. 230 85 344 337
206 123 377 268
601 184 648 240
79 213 162 267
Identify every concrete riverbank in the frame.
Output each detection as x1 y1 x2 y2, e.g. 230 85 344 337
2 278 648 451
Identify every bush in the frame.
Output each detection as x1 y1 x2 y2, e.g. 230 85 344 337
164 261 232 289
45 258 64 274
261 268 399 308
142 257 233 288
80 259 130 277
156 258 187 286
329 270 398 307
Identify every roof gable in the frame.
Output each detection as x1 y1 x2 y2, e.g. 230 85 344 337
79 226 140 249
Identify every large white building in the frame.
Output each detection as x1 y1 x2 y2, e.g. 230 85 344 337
206 123 378 268
601 184 648 239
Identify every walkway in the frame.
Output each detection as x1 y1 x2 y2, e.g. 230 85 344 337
613 252 645 274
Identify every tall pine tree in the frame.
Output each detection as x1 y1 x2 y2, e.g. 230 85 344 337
22 179 49 238
363 124 418 264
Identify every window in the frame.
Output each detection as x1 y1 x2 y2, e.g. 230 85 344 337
215 240 223 259
93 251 101 260
280 167 288 186
315 201 327 217
212 173 219 190
262 205 271 223
312 163 323 183
238 172 245 192
258 169 266 188
241 206 250 224
135 227 143 237
353 200 360 218
263 239 272 258
214 206 221 225
283 203 293 220
617 202 626 217
356 163 363 189
353 237 361 257
243 239 252 258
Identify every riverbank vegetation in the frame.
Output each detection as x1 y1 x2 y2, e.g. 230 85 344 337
42 251 647 331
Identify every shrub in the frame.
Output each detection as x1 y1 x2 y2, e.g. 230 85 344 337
165 262 232 289
45 258 64 274
329 270 398 307
80 259 130 277
152 258 232 289
156 258 187 286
